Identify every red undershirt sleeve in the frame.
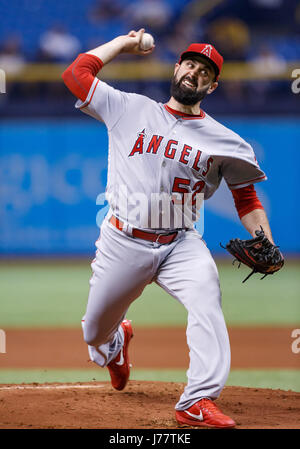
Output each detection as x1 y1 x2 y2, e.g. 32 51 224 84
231 184 264 219
62 53 104 102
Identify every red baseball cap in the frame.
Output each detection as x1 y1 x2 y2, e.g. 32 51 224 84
179 43 223 80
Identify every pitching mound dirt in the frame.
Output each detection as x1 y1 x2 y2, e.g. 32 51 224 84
0 381 299 429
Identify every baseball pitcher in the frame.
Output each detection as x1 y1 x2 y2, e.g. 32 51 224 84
62 29 283 428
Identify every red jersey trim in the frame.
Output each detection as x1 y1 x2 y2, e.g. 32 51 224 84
79 78 100 109
62 53 103 102
164 104 205 120
228 174 266 188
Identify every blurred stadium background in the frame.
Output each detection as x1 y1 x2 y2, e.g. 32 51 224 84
0 0 299 392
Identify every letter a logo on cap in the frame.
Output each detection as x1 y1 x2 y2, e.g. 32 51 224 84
201 44 212 58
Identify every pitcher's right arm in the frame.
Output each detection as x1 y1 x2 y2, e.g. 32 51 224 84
62 29 153 102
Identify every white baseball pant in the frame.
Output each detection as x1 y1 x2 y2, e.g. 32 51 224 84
81 218 231 410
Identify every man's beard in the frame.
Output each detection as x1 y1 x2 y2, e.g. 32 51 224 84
170 74 210 105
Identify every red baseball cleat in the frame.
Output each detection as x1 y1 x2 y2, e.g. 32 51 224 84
107 319 133 391
175 398 236 428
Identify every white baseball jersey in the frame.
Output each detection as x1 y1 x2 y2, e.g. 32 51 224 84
76 79 266 230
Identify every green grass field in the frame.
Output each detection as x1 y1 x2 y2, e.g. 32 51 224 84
0 369 299 392
0 259 299 328
0 259 299 391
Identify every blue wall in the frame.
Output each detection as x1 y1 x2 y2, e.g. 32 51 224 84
0 118 299 255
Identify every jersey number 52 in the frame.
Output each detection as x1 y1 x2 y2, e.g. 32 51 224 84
172 177 205 206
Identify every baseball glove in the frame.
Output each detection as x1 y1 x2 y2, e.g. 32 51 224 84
222 226 284 282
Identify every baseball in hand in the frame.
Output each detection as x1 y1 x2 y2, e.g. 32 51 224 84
139 33 154 51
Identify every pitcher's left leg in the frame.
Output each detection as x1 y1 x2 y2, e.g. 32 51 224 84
156 231 231 411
